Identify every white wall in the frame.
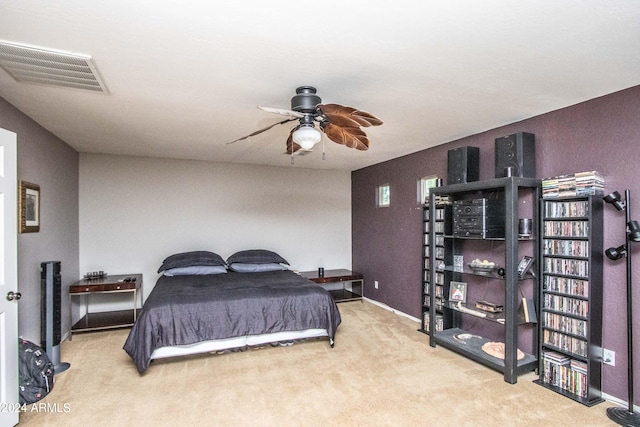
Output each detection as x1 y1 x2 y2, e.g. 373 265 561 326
79 153 352 310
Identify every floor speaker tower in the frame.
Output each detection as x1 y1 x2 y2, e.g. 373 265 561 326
447 146 480 185
41 261 70 374
495 132 536 178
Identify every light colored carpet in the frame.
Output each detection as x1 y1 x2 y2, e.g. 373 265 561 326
19 301 614 426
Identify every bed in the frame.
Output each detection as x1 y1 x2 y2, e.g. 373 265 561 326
123 250 342 374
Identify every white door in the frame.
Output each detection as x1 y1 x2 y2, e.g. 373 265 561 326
0 128 19 427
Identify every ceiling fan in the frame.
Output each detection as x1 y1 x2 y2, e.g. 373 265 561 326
227 86 383 157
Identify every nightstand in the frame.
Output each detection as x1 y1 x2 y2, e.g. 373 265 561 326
301 269 363 302
69 273 142 339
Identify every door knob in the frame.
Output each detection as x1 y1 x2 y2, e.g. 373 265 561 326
6 291 21 301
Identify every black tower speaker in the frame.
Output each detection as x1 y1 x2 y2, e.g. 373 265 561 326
447 146 480 185
495 132 536 178
41 261 70 374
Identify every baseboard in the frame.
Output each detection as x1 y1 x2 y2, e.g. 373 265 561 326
601 392 639 412
363 297 420 323
364 297 635 409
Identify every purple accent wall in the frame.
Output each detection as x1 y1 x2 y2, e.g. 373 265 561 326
352 85 640 403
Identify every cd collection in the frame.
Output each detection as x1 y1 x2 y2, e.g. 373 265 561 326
543 220 589 238
539 194 600 402
423 312 444 333
542 275 589 298
543 200 589 217
543 257 589 278
543 330 588 358
541 171 604 199
543 238 590 257
543 294 589 317
541 351 588 398
543 312 588 338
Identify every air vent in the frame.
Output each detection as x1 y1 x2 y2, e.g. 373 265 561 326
0 41 108 93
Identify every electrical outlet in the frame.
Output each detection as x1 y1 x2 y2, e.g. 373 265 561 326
603 348 616 366
374 280 379 289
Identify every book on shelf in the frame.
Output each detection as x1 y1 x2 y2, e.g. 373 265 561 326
518 297 537 323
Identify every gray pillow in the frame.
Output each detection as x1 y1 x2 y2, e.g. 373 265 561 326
229 263 287 273
226 249 289 265
158 251 226 273
163 265 228 276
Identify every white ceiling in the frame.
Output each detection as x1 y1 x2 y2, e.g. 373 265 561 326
1 1 639 171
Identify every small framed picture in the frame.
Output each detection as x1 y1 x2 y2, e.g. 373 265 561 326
517 256 534 278
18 180 40 233
449 281 467 303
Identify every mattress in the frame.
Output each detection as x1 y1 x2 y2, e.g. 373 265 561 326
123 270 341 373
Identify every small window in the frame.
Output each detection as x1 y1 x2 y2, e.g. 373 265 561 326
377 184 390 207
418 175 439 204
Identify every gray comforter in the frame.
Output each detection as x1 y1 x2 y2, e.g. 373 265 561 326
123 270 341 373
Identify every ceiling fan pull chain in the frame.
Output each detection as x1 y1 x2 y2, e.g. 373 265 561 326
322 138 326 160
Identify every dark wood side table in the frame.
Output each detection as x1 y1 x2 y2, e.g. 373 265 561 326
69 273 142 339
301 269 363 302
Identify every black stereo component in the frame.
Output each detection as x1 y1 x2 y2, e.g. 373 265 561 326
495 132 536 178
453 198 505 238
447 146 479 185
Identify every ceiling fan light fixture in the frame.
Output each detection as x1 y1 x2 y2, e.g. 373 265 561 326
228 86 382 158
292 125 321 150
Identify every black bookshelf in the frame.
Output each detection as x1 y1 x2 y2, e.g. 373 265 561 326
533 195 604 406
419 203 453 335
427 177 541 384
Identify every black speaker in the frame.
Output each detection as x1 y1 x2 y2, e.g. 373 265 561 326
41 261 70 374
447 146 480 184
495 132 536 178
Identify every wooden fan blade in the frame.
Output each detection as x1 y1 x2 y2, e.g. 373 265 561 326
319 104 383 127
322 122 370 151
321 113 365 130
258 106 304 118
227 117 297 144
285 130 302 154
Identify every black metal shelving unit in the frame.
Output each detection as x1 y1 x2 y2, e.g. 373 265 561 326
428 176 541 384
420 203 452 335
533 195 604 406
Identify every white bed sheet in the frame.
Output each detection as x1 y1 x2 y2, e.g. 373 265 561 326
150 328 329 360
